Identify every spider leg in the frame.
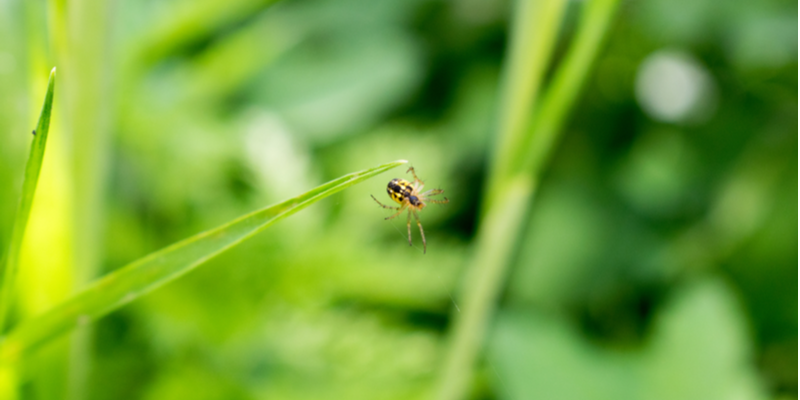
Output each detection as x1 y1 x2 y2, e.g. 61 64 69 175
406 167 424 186
412 210 427 254
385 205 407 220
427 198 449 204
406 210 413 247
371 195 400 210
422 189 444 196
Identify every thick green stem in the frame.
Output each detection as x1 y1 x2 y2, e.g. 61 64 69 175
436 0 568 398
436 0 620 399
435 177 535 400
60 0 113 397
520 0 621 176
485 0 567 212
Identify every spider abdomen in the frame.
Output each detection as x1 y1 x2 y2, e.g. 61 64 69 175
387 178 414 205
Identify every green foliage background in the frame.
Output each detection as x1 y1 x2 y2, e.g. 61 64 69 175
0 0 796 399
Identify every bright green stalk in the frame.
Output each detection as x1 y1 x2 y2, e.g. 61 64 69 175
520 0 622 177
0 68 56 335
436 0 620 399
0 160 406 364
435 176 535 400
62 0 114 396
485 0 567 211
436 0 567 398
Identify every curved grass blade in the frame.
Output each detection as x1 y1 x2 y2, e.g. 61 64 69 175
0 68 57 335
0 159 407 363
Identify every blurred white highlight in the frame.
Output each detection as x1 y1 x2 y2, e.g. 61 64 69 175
635 50 716 123
244 111 313 200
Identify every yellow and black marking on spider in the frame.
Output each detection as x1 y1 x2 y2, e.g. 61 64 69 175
371 167 449 254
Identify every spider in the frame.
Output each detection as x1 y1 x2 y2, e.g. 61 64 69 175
371 167 449 254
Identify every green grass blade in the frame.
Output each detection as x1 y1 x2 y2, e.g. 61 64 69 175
0 159 407 364
0 67 56 334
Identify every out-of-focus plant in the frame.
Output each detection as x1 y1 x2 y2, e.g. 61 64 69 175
436 0 620 398
0 0 794 398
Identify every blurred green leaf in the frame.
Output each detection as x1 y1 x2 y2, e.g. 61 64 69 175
253 28 424 143
507 181 615 310
0 67 56 334
0 159 407 364
132 0 282 67
490 279 767 400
